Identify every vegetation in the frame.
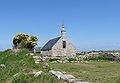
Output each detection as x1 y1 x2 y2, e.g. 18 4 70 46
104 50 120 53
0 49 58 83
49 61 120 83
87 50 103 53
48 59 60 62
1 49 120 83
84 56 115 61
11 74 58 83
13 33 38 51
76 53 84 55
67 58 78 62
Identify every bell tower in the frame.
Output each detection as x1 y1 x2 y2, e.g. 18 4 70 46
61 24 66 37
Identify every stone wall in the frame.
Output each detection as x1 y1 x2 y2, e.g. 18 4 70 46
52 36 76 56
41 50 52 56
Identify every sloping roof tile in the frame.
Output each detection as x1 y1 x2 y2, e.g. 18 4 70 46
41 37 61 51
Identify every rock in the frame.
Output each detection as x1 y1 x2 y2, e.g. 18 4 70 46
68 78 76 82
49 70 75 81
63 60 69 63
30 53 34 56
42 58 46 62
49 70 89 83
57 60 63 63
49 70 63 79
49 70 56 75
33 56 40 59
35 59 41 64
61 74 75 80
51 61 57 63
71 61 78 63
62 72 67 74
101 53 120 61
45 63 49 67
0 64 5 68
56 71 63 79
26 54 29 56
35 59 41 62
74 79 89 83
81 61 88 63
13 73 19 77
34 71 43 77
35 61 40 64
32 71 37 74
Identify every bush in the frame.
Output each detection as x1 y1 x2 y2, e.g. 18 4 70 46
13 33 38 51
4 49 12 52
48 58 60 62
84 56 115 61
76 53 84 55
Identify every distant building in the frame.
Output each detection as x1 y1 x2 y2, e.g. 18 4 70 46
41 24 76 56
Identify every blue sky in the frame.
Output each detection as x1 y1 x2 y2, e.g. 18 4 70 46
0 0 120 51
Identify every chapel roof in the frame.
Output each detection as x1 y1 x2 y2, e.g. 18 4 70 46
41 37 61 51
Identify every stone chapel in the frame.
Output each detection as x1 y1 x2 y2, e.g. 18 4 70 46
41 24 76 56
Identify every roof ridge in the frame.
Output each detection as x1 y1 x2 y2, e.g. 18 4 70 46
50 36 61 41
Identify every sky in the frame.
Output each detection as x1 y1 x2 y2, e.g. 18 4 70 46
0 0 120 51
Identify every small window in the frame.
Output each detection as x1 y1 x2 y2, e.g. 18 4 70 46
63 41 66 48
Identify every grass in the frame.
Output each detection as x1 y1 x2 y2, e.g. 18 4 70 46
49 61 120 83
1 49 120 83
84 57 115 61
11 73 58 83
0 49 59 83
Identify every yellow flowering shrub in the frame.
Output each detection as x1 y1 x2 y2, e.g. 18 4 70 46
13 33 38 51
30 35 38 41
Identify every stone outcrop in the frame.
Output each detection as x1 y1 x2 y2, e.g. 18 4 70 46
0 64 5 68
34 71 43 77
49 70 89 83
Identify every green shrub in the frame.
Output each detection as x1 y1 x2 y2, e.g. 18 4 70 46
56 56 61 57
48 58 60 62
47 55 52 57
84 56 114 61
76 53 84 55
4 49 12 52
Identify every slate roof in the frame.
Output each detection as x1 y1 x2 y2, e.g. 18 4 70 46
41 37 61 51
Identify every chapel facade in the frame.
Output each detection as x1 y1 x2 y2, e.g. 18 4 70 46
41 24 76 56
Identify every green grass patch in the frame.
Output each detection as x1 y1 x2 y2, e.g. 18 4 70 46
49 61 120 83
11 73 58 83
0 49 58 83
